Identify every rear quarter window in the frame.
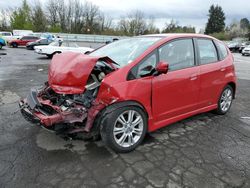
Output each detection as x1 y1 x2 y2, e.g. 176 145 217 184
215 41 228 60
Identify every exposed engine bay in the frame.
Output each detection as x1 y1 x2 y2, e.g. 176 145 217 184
19 53 117 139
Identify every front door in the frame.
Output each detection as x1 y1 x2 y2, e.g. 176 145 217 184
152 38 200 123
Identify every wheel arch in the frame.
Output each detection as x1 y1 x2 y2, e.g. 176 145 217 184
92 100 149 134
53 51 62 55
227 81 236 99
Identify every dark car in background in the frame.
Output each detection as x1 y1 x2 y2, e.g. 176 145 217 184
9 36 39 48
227 41 241 52
26 38 51 50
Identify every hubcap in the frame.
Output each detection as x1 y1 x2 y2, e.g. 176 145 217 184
220 88 233 112
113 110 144 148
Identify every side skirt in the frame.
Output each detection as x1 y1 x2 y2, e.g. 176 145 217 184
148 104 217 132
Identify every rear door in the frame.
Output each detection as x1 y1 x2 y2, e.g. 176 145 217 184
195 38 225 107
152 38 200 122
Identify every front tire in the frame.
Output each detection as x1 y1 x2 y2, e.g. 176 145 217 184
215 85 233 115
101 106 147 153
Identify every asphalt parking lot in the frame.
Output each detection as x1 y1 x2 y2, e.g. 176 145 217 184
0 47 250 188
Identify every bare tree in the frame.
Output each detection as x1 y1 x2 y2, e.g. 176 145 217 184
57 0 67 32
118 17 129 35
71 0 84 33
82 1 100 33
0 9 9 30
99 13 113 32
118 10 147 36
144 16 160 34
128 10 147 35
46 0 60 27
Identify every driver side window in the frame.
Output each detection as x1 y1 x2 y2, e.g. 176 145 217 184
137 53 157 77
159 39 195 71
128 52 157 80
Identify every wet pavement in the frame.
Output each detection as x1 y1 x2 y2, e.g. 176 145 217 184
0 48 250 188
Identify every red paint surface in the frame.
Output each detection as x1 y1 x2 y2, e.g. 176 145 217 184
48 53 116 94
9 38 38 46
24 34 237 133
94 34 237 132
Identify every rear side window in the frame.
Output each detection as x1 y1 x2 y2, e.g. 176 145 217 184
215 41 228 60
159 39 195 71
197 39 218 65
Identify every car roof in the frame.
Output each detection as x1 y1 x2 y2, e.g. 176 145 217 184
143 33 214 39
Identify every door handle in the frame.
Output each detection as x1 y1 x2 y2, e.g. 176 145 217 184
190 74 198 81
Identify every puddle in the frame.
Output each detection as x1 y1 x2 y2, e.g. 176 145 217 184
36 129 87 152
240 117 250 126
0 90 20 104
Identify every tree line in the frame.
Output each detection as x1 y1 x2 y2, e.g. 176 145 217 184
204 4 250 40
0 0 195 36
0 0 249 40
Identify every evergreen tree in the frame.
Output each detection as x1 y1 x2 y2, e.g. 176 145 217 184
240 18 250 30
31 2 47 32
205 5 225 34
10 0 33 30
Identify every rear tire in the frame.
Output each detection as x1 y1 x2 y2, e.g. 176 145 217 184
12 43 18 48
215 85 233 115
100 106 147 153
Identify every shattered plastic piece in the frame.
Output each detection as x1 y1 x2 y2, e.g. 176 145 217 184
20 52 117 135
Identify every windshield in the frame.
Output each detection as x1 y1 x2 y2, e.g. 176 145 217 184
90 37 161 67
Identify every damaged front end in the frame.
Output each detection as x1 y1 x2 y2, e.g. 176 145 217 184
19 52 117 138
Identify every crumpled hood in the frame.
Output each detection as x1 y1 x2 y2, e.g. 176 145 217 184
48 52 103 94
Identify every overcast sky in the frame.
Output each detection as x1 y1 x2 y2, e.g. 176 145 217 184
1 0 249 32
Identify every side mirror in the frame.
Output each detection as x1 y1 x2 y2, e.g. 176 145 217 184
155 62 169 75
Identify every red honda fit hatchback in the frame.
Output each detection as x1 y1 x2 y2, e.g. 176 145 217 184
20 34 236 152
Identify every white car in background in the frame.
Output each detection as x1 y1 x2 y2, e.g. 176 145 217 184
0 31 15 43
242 45 250 56
34 41 94 58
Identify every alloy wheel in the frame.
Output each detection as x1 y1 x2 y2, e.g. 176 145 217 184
220 88 233 112
113 110 144 148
